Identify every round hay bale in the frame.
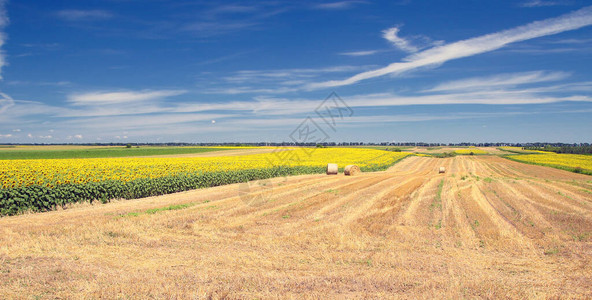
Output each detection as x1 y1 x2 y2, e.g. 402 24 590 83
344 165 361 176
439 167 446 174
326 163 338 175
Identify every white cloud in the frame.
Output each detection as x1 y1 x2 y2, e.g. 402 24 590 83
189 71 592 113
205 65 372 94
179 3 288 38
207 5 258 15
0 133 11 138
59 103 166 118
313 1 366 10
182 21 258 37
6 70 587 132
309 6 592 89
223 65 367 83
339 50 380 56
548 38 592 44
0 92 14 114
521 0 568 7
427 71 570 92
6 80 72 86
56 9 113 21
68 89 187 105
4 68 591 142
0 100 62 121
382 26 419 53
203 86 299 95
341 91 592 107
0 0 8 80
12 128 21 132
61 113 231 133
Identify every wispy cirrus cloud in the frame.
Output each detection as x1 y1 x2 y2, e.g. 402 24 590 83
309 6 592 89
61 113 230 131
203 65 373 95
182 3 288 38
206 4 259 15
181 21 258 37
339 50 380 56
203 87 299 95
382 26 420 53
548 38 592 44
68 90 187 106
0 92 13 114
222 65 368 82
6 80 72 86
3 70 592 141
4 70 588 122
198 70 591 114
55 9 113 21
521 0 570 7
426 71 571 92
313 1 366 10
0 0 9 80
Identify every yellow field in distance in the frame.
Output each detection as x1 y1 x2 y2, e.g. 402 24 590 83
0 148 410 189
509 152 592 172
454 149 488 155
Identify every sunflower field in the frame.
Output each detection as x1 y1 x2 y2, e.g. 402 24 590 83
0 148 410 216
506 152 592 175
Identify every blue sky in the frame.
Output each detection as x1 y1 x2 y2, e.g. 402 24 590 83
0 0 591 143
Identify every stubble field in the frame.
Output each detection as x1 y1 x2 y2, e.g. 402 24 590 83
1 155 591 298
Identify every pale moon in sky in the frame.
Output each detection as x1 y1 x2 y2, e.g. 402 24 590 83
211 120 216 124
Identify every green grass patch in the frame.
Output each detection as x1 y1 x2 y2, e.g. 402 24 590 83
572 232 590 242
557 191 575 201
436 179 444 201
0 146 233 160
124 202 196 217
145 203 194 214
431 179 444 212
454 149 488 155
421 152 457 158
434 219 442 230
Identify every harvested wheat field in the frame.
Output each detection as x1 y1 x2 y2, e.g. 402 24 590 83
1 156 592 298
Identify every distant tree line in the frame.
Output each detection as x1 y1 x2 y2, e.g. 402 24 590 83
524 145 592 155
3 142 590 147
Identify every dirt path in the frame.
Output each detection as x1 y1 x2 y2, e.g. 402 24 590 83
1 156 591 298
